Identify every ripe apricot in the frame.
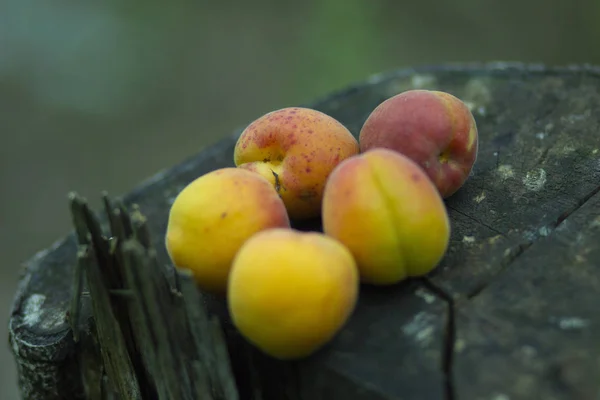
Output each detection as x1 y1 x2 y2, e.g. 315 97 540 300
359 90 478 198
322 148 450 285
227 228 359 359
165 168 290 294
234 107 359 220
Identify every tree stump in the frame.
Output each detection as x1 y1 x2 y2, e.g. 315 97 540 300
8 63 600 400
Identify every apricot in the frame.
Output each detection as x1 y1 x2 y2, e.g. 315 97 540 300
233 107 359 220
322 148 450 285
227 228 359 360
359 89 479 198
165 168 290 294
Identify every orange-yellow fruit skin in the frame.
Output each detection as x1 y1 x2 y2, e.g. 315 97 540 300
165 168 290 294
227 228 359 360
359 90 478 198
234 107 359 220
322 148 450 285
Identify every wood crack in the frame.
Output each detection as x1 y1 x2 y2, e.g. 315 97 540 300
466 241 533 300
419 279 456 400
446 206 505 237
463 183 600 302
555 183 600 226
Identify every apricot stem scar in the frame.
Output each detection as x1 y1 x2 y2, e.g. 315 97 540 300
271 170 282 194
439 150 451 163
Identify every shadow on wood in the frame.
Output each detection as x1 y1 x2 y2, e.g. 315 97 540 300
8 62 600 400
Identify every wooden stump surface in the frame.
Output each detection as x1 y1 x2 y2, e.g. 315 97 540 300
8 63 600 400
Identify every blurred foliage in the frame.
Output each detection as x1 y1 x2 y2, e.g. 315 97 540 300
294 0 386 97
2 0 599 119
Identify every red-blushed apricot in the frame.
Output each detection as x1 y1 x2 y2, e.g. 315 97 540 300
359 90 478 198
234 107 359 220
322 148 450 285
227 228 359 360
165 168 291 294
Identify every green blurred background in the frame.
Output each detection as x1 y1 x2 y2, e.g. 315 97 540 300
1 0 599 397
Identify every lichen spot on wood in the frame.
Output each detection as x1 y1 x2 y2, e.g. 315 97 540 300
549 316 590 330
496 164 515 180
410 74 437 89
401 311 437 346
21 293 65 331
22 294 46 327
414 288 437 304
463 77 492 108
522 168 547 191
474 192 486 203
462 236 476 244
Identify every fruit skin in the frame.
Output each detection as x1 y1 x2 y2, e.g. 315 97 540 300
165 168 290 294
359 89 478 198
322 148 450 285
234 107 359 220
227 228 359 360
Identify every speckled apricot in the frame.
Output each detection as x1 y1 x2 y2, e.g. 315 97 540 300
234 107 359 220
228 228 359 360
165 168 290 294
359 90 478 198
322 148 450 285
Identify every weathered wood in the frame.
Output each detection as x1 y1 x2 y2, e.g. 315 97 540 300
70 195 143 400
453 188 600 399
8 62 600 399
15 191 239 400
86 193 238 400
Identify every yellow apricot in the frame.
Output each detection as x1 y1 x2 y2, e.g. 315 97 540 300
227 228 359 360
322 148 451 285
165 168 290 294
